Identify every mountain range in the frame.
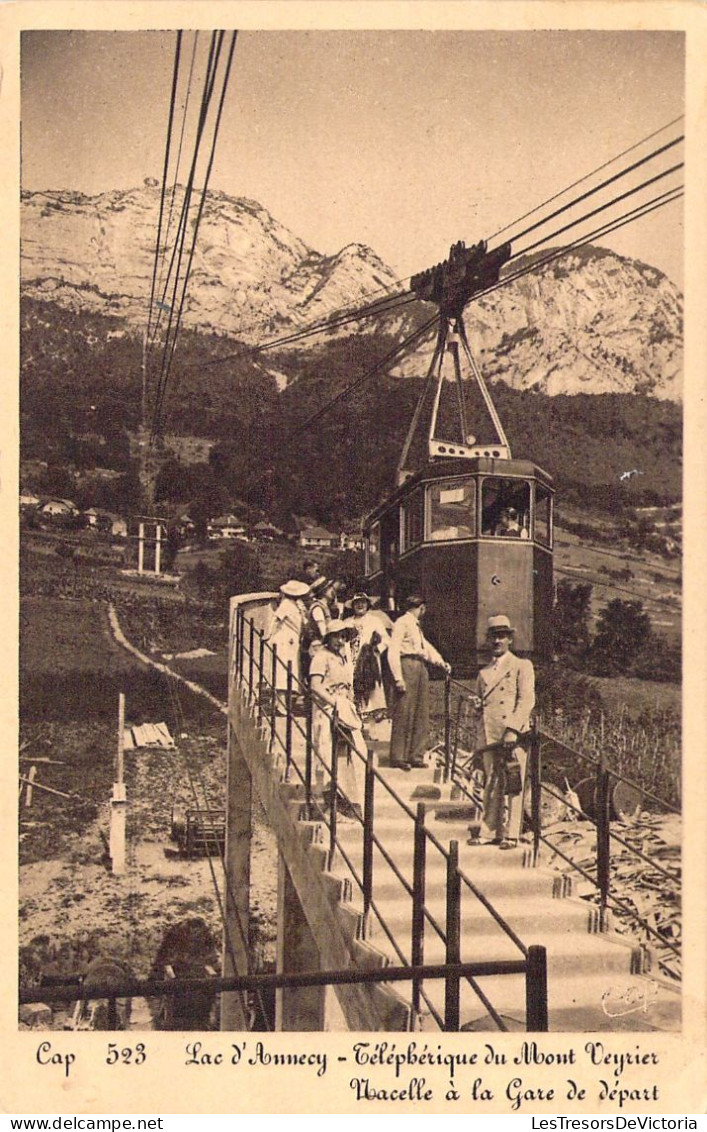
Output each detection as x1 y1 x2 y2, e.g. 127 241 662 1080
21 183 683 402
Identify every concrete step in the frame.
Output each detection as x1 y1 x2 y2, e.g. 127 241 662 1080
359 888 594 939
413 970 681 1033
363 912 636 979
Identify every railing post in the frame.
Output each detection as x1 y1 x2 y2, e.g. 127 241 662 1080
596 765 611 927
247 619 255 700
530 722 542 864
411 803 427 1017
444 839 461 1031
525 944 549 1031
257 630 265 723
450 695 464 779
362 747 375 935
237 606 245 680
285 662 294 780
269 645 278 751
233 605 241 681
305 690 313 814
328 710 339 869
443 674 452 782
240 607 247 678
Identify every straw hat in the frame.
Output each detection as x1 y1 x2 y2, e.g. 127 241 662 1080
280 579 310 598
323 618 357 641
346 592 372 610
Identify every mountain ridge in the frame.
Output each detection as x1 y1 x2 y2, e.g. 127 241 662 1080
21 183 683 402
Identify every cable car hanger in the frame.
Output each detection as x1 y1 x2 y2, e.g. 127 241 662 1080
398 239 513 486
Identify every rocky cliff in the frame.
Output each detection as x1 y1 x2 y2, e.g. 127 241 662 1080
21 184 683 401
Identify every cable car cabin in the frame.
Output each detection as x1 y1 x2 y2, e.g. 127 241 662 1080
363 457 553 674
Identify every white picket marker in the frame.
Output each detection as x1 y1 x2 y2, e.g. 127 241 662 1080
110 692 127 874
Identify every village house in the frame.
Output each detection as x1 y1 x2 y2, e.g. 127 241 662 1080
252 520 283 542
299 525 336 549
208 514 246 541
38 498 79 518
83 508 128 537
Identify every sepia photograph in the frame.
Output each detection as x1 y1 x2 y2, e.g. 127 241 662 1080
6 1 706 1115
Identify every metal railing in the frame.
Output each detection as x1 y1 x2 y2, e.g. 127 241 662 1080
230 601 549 1031
442 675 681 977
20 957 548 1033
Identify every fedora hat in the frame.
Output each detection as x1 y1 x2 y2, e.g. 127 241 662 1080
280 579 310 598
487 614 515 634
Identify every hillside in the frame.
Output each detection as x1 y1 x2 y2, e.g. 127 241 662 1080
20 297 682 526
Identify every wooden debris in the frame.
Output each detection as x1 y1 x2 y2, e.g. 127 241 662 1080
124 721 175 750
18 775 72 800
25 765 37 807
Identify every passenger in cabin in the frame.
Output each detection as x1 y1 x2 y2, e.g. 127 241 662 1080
493 507 527 537
264 579 311 704
387 594 451 770
469 614 535 850
309 619 365 820
346 592 390 721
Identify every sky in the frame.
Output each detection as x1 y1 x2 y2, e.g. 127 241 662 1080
21 29 684 286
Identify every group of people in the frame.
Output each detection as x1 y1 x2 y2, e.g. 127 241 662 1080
264 559 535 848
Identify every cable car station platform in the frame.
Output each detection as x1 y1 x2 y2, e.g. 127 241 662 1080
224 594 681 1034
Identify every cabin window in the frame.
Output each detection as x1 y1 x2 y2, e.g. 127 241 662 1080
535 484 553 547
427 477 476 541
400 490 425 552
481 477 531 539
366 522 381 574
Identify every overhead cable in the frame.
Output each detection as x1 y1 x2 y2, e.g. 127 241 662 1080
512 162 683 261
153 31 201 342
488 113 684 242
149 32 225 442
152 31 238 441
146 31 182 345
495 135 683 251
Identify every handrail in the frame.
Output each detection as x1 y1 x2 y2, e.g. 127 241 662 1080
20 958 529 1006
243 625 458 1030
443 680 682 978
447 674 679 815
232 605 547 1030
540 780 680 884
537 726 680 816
424 825 528 957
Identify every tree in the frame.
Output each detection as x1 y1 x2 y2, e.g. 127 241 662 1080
553 580 593 665
588 598 652 677
38 464 75 499
218 542 264 597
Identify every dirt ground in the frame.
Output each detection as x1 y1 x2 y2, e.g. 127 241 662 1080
19 592 279 1030
20 722 279 1028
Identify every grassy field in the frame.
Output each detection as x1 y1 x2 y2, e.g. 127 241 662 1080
586 674 680 717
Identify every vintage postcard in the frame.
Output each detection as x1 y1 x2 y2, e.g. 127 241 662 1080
2 0 706 1117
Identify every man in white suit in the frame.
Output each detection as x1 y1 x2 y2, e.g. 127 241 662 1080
471 614 535 848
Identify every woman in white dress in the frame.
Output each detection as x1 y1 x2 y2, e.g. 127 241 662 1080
347 593 389 719
309 619 366 819
265 579 310 693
